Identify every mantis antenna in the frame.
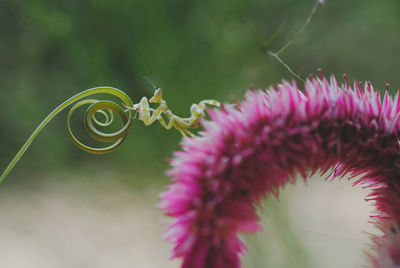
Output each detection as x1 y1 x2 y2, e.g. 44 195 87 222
0 87 220 183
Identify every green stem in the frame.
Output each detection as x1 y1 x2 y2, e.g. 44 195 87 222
0 87 134 184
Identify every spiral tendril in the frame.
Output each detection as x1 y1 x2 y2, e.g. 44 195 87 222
93 109 114 127
0 87 134 183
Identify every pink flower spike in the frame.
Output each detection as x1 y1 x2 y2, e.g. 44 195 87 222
161 76 400 268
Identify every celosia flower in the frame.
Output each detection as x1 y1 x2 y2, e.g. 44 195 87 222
160 76 400 268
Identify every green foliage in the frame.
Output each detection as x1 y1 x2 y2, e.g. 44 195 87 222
2 0 400 181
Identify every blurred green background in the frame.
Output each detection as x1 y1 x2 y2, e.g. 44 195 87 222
0 0 396 267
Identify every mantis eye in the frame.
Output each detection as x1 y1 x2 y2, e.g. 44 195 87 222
150 88 163 103
155 88 162 95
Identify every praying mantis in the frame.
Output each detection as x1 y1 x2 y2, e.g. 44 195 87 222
126 88 221 137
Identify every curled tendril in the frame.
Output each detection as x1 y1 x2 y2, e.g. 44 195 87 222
68 99 131 154
92 109 114 127
0 87 134 183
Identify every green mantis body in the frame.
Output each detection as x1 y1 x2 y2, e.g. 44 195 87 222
127 88 221 137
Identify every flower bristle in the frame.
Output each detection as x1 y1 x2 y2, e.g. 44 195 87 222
160 76 400 268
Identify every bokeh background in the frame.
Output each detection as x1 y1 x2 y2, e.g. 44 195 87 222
0 0 399 267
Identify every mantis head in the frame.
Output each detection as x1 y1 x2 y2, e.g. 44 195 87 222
149 88 163 103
